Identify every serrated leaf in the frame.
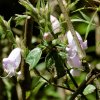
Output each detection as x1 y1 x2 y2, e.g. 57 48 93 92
26 47 42 69
83 84 96 95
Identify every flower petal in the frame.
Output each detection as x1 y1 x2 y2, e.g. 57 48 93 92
70 69 81 76
2 48 21 77
66 31 87 50
67 52 81 68
3 58 16 77
8 48 21 68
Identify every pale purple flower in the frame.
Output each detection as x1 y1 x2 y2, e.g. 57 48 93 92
66 31 87 76
66 31 87 50
50 15 61 34
2 48 21 77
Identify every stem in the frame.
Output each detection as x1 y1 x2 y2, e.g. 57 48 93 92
34 68 75 92
70 75 92 100
94 12 100 55
70 72 100 100
64 63 78 88
57 0 86 59
64 63 88 100
18 17 32 100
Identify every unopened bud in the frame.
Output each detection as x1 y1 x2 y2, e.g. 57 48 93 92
43 32 53 42
50 15 61 34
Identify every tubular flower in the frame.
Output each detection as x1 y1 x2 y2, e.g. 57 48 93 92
2 48 21 77
50 15 61 34
66 31 87 76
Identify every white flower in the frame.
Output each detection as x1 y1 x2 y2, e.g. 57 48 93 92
66 31 87 76
2 48 21 77
50 15 61 34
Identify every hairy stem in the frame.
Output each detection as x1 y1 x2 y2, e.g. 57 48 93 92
18 17 32 100
57 0 86 59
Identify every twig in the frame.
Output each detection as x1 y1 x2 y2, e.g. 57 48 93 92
57 0 86 59
18 17 32 100
34 68 75 92
64 63 78 88
70 72 100 100
64 63 88 100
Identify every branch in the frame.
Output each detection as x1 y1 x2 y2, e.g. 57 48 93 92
18 17 32 100
34 68 75 92
70 72 100 100
57 0 86 59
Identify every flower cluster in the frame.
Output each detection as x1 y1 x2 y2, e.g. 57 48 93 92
66 31 87 76
2 48 21 77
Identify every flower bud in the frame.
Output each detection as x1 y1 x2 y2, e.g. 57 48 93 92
43 32 53 42
50 15 61 34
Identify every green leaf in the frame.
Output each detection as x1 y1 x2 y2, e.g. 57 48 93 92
79 11 90 21
0 16 7 31
26 47 42 69
52 50 66 78
85 9 98 40
71 18 95 26
6 30 15 43
32 81 46 95
19 0 38 21
45 53 54 69
31 76 40 89
19 0 34 12
83 84 96 95
15 14 29 26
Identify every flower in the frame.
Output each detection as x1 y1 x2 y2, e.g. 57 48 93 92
66 31 87 76
50 15 61 34
66 31 87 50
2 48 21 77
